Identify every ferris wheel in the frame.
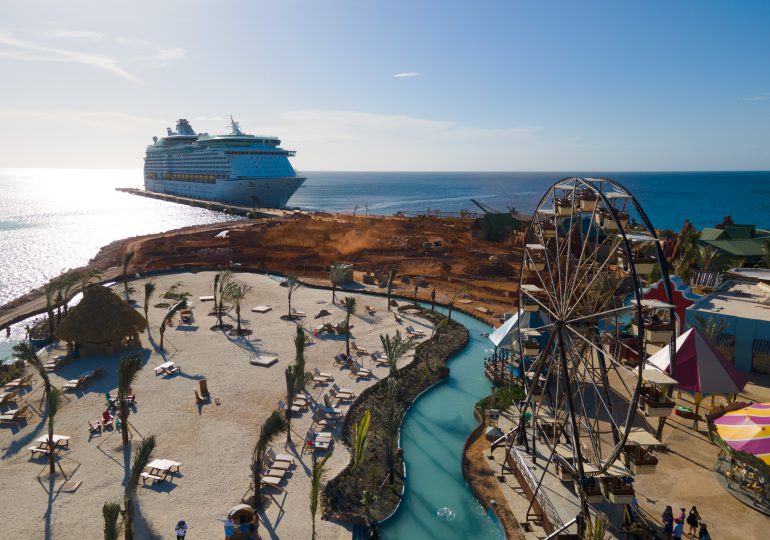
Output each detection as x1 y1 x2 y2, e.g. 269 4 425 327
513 177 676 519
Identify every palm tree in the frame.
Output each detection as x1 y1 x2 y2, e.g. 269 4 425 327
13 342 51 404
284 365 302 448
352 409 371 475
380 330 416 379
252 411 288 509
79 267 103 293
386 269 397 312
342 296 357 356
226 281 252 335
117 354 142 447
430 288 436 311
285 274 302 317
59 272 79 318
693 314 729 344
159 300 186 351
122 249 136 302
44 279 59 337
360 490 377 530
413 281 419 308
102 501 122 540
583 515 610 540
124 435 156 540
375 378 404 486
142 281 156 325
329 262 347 304
310 452 332 539
294 325 307 390
216 270 233 327
447 286 468 321
44 387 62 476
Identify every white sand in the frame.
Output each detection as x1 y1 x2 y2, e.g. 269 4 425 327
0 272 432 539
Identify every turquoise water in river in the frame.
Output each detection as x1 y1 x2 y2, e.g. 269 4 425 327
379 306 504 540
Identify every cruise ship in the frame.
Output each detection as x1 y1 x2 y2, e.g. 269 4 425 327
144 117 305 208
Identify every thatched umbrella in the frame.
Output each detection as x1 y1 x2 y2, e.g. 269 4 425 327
55 285 147 354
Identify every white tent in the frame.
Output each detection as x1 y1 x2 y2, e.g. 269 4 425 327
488 310 552 349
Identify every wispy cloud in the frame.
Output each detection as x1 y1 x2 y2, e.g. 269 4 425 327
0 31 141 82
747 93 770 101
47 29 106 41
393 72 422 78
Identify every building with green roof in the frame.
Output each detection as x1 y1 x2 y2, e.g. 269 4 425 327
698 224 770 262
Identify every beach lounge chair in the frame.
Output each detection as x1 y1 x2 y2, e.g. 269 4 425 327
89 419 102 434
349 362 372 379
0 390 19 408
290 307 306 318
313 367 334 381
260 475 285 491
321 395 343 417
312 373 330 387
370 351 389 366
278 399 301 415
4 373 35 391
351 341 369 355
266 454 293 471
0 404 32 424
365 305 377 315
267 447 296 464
406 325 425 337
331 383 356 400
44 355 67 371
62 370 95 392
312 410 337 429
333 353 351 367
394 312 403 324
292 393 309 410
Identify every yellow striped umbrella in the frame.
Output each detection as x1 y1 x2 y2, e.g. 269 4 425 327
714 402 770 465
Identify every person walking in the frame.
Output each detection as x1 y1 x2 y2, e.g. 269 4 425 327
686 506 701 536
662 506 674 539
175 520 188 539
673 518 684 540
698 522 711 540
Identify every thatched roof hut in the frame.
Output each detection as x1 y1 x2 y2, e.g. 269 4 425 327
55 285 146 349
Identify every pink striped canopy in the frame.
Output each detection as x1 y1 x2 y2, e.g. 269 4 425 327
647 328 748 394
714 403 770 464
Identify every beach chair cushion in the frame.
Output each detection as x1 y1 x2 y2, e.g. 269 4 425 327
268 448 295 463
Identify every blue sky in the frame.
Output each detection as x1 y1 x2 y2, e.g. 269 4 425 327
1 0 769 170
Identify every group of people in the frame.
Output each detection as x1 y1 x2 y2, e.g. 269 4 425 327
174 514 261 539
662 505 710 540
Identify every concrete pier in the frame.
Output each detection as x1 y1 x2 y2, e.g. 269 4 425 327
115 187 298 219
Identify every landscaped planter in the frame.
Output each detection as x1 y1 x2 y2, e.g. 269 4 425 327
601 477 635 504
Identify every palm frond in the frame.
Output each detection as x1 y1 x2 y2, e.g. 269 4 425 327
254 411 288 461
127 435 156 497
102 501 123 540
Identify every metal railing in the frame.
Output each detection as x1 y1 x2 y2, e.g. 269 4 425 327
510 445 564 530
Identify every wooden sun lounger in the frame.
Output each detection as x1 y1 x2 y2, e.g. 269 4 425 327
394 313 403 323
0 390 20 407
4 373 35 391
279 400 301 414
349 364 372 379
268 448 295 464
0 405 33 424
406 325 425 337
313 368 333 381
267 459 292 471
351 341 369 355
261 476 285 490
62 371 95 392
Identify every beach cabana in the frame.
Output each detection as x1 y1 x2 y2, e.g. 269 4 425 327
648 327 748 422
55 285 147 356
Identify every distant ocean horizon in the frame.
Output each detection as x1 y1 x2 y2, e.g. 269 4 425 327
1 168 769 317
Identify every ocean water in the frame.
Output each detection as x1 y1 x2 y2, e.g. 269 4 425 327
2 168 769 312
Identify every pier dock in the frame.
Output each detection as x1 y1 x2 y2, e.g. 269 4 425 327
115 188 298 219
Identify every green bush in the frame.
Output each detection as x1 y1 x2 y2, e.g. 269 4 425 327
476 384 525 414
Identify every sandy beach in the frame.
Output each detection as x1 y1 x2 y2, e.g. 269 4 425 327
0 271 433 539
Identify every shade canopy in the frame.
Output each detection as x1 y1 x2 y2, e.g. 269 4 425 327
55 285 147 344
714 403 770 465
488 311 523 348
647 327 748 395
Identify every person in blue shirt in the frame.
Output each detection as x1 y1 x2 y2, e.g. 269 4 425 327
673 518 684 540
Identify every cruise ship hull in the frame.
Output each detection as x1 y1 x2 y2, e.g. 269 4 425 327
144 176 306 209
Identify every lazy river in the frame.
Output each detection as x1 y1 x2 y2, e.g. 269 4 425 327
378 306 505 539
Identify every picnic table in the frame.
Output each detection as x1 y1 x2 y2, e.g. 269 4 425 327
36 434 71 450
154 361 179 376
142 458 182 484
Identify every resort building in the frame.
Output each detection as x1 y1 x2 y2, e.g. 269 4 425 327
698 223 770 265
685 280 770 373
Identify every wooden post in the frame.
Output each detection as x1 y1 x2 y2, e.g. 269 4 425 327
199 379 210 399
